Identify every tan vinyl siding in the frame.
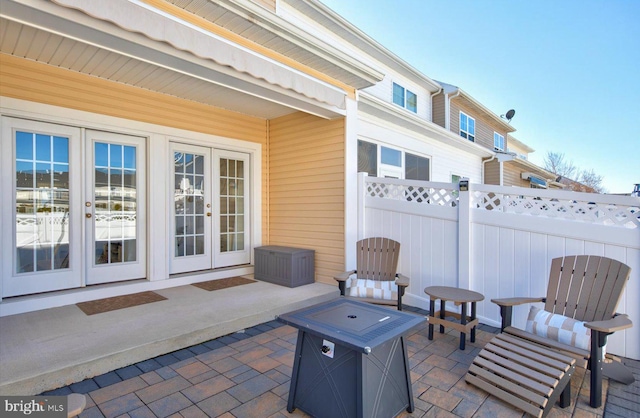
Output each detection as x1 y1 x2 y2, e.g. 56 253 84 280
484 159 501 185
503 163 531 188
268 112 345 285
0 54 270 241
451 100 509 151
432 93 446 128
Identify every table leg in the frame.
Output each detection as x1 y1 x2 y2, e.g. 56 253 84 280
428 298 435 340
287 331 305 413
471 301 477 343
460 302 467 350
439 300 445 334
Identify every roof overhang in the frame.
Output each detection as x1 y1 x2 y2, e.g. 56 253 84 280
359 92 494 158
0 0 374 119
439 82 515 133
163 0 384 90
284 0 441 93
507 134 535 153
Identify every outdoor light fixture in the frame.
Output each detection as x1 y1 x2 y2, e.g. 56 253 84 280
459 178 469 191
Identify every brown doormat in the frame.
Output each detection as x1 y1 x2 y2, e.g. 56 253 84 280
192 276 256 291
76 291 167 315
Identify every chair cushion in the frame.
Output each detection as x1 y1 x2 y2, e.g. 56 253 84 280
525 306 591 350
347 278 398 300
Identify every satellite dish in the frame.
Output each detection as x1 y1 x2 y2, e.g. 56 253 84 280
503 109 516 122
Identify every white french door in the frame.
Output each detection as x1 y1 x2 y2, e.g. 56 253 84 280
1 120 147 296
1 117 82 296
214 150 251 267
85 130 146 284
170 144 250 274
170 143 212 273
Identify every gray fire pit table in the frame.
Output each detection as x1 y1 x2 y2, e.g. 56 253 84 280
277 298 426 418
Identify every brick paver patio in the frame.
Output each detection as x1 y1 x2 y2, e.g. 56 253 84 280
42 306 639 418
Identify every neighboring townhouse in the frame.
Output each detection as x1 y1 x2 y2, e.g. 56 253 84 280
485 135 563 189
433 82 562 189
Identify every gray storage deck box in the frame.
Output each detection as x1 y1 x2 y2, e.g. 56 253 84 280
254 246 315 287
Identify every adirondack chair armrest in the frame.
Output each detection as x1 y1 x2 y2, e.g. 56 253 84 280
491 297 545 307
491 297 545 331
334 270 355 282
395 274 410 287
585 314 632 334
334 270 356 296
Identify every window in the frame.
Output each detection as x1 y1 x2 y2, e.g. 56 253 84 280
357 140 377 176
392 82 417 113
358 140 430 180
381 146 401 167
460 112 475 142
494 132 505 151
405 153 430 181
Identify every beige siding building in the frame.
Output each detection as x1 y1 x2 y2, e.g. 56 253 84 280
0 0 382 313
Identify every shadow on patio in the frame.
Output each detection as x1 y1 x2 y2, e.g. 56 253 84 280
1 278 638 417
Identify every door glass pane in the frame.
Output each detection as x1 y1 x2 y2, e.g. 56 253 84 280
174 152 205 257
219 158 245 252
15 131 70 273
94 142 137 264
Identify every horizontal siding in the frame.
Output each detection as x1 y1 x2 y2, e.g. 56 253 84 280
503 163 530 188
451 99 509 151
0 54 266 141
363 75 432 122
268 112 345 284
484 159 501 185
432 93 446 128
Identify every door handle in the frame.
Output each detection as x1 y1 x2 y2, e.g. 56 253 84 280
86 213 92 219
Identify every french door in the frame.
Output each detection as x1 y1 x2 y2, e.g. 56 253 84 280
1 117 146 296
85 130 146 284
170 143 250 274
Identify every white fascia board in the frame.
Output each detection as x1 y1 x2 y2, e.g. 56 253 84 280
511 157 558 180
218 0 385 88
455 89 515 133
286 0 441 93
358 93 494 158
2 0 346 119
507 135 535 153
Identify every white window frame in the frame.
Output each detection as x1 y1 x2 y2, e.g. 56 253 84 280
392 82 417 113
459 112 475 142
494 132 505 151
358 139 430 180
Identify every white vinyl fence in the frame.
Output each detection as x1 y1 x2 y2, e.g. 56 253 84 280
357 173 640 360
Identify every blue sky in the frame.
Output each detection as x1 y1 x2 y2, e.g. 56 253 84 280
320 0 639 194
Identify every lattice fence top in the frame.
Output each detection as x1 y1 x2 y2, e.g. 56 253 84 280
470 190 639 229
366 180 458 207
364 177 640 229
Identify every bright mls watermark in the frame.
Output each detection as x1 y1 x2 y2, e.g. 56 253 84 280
1 397 66 418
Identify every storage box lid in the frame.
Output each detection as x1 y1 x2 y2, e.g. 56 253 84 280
255 245 314 255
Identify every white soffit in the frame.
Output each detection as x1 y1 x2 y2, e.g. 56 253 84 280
1 0 346 119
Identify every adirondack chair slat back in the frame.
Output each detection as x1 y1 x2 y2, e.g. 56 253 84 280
356 237 400 282
544 255 631 322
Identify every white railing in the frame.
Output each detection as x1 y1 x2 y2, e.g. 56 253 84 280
358 173 640 360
